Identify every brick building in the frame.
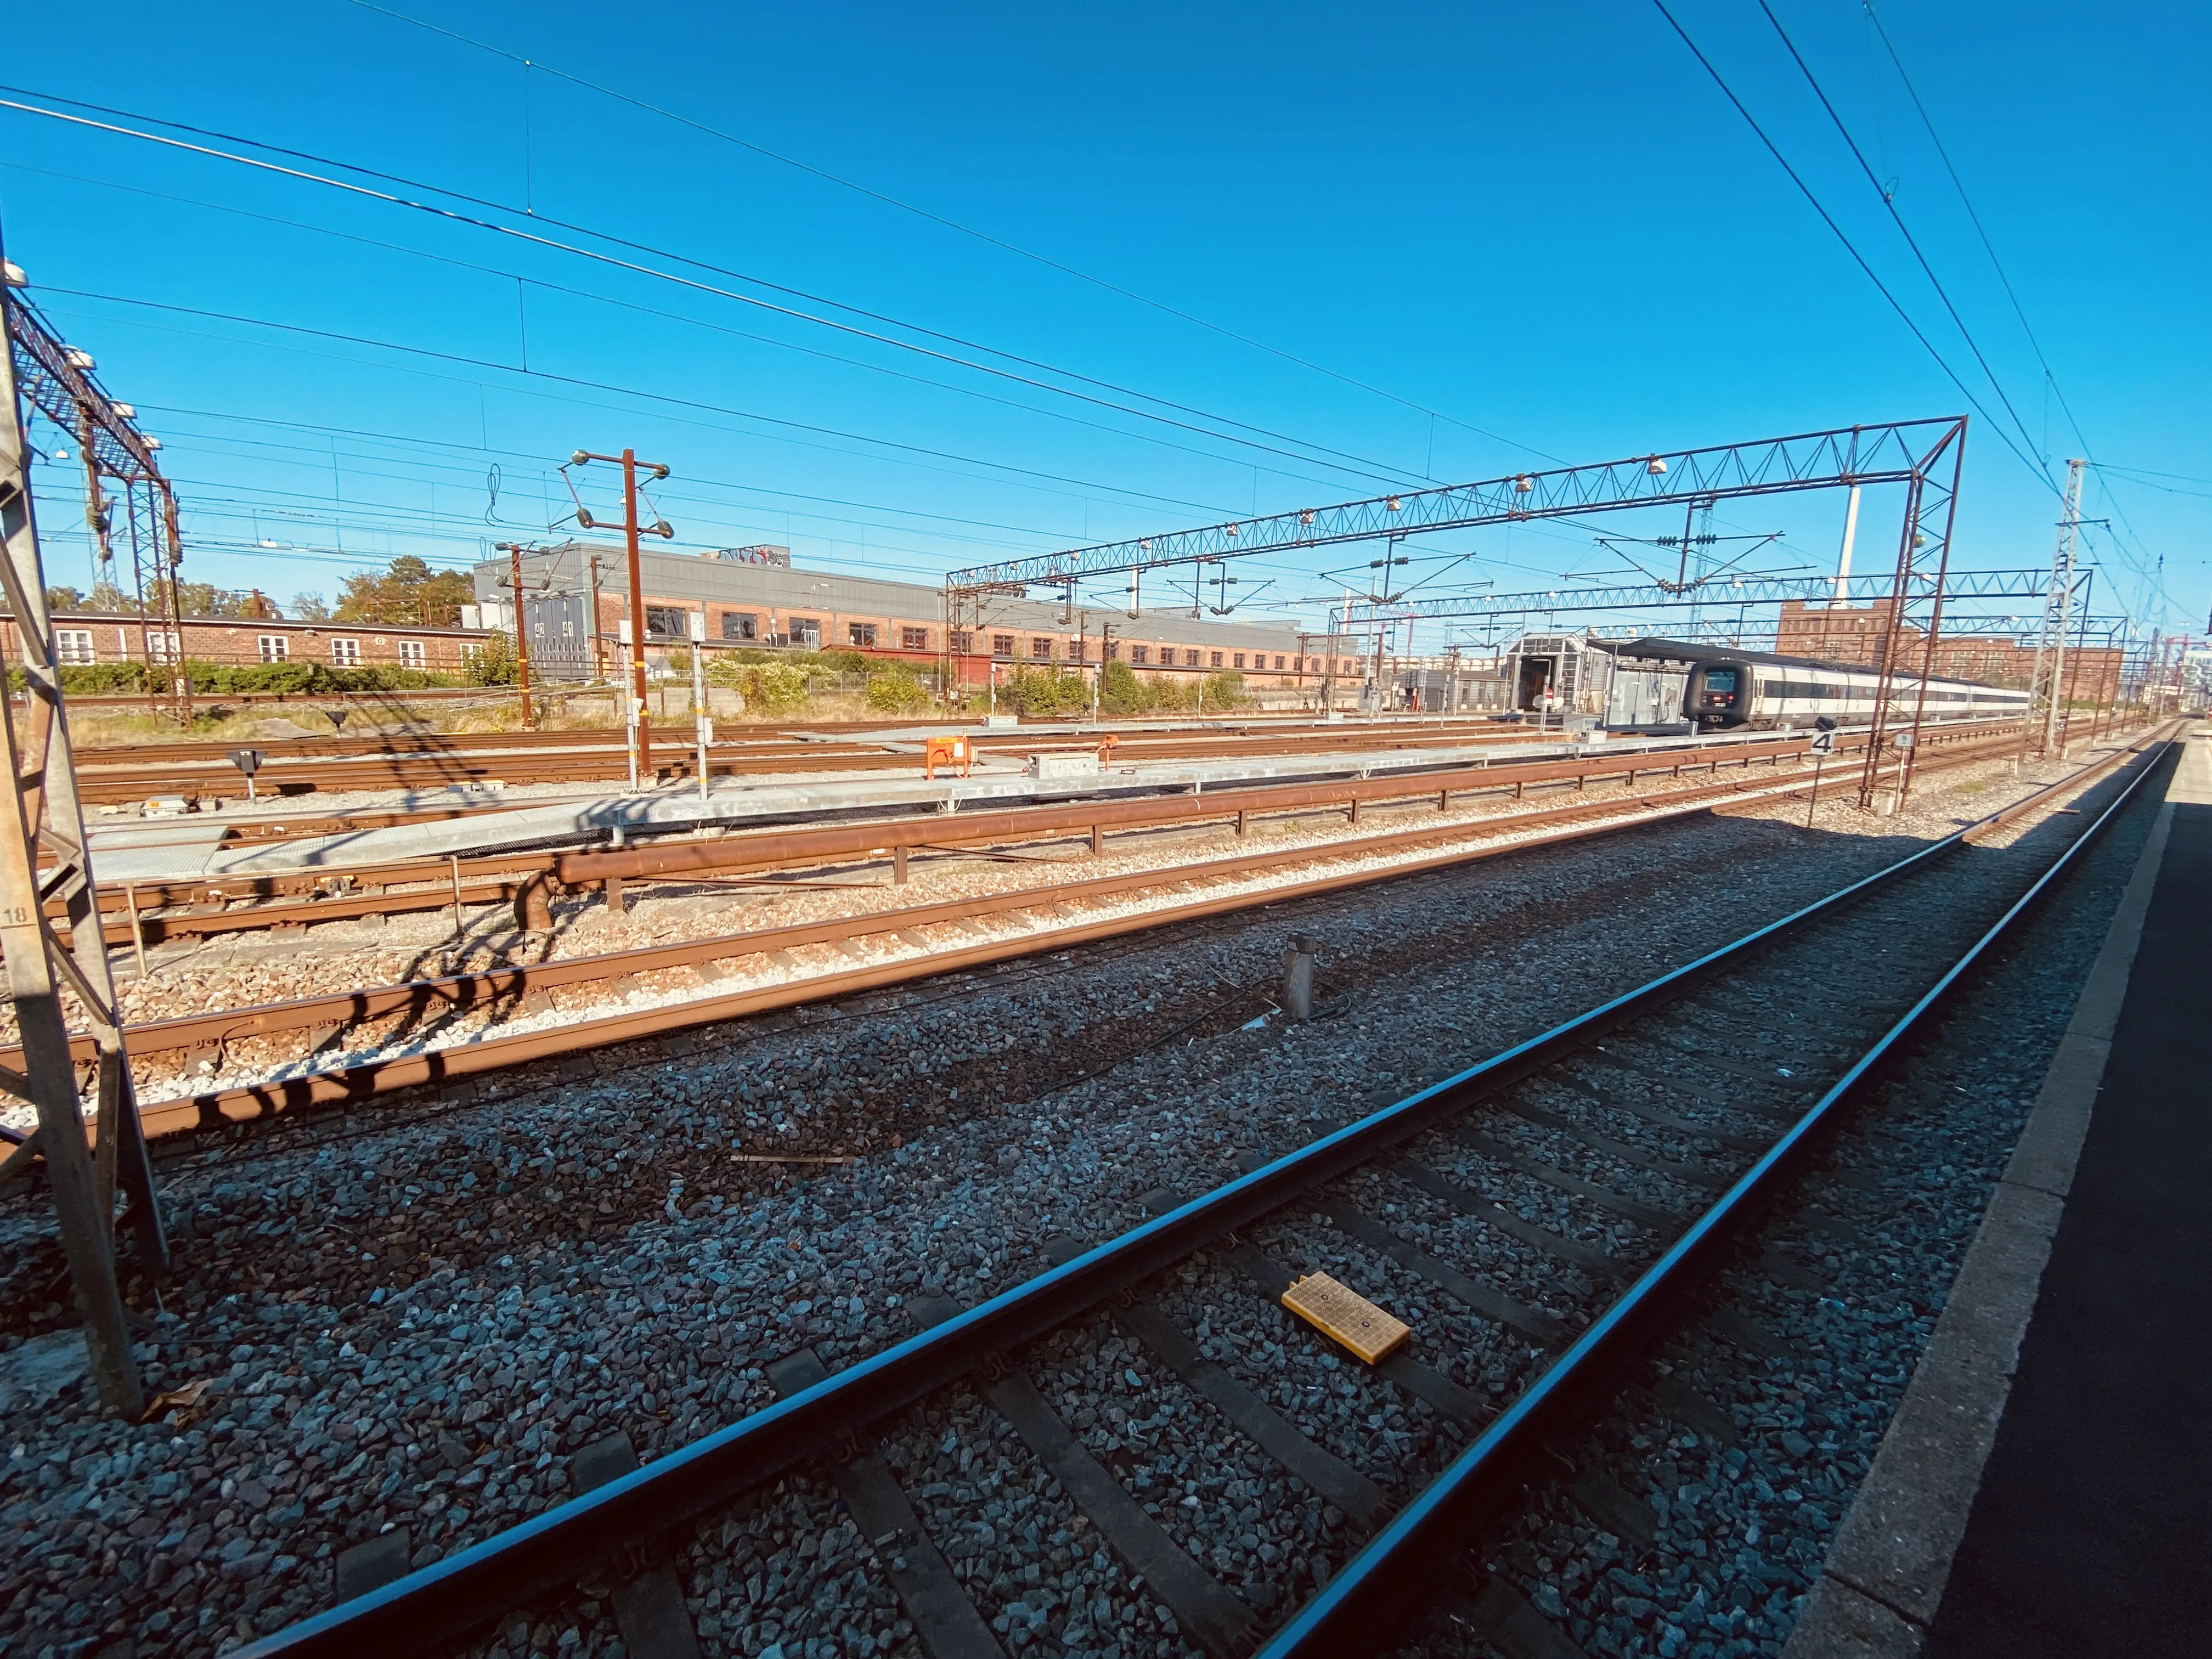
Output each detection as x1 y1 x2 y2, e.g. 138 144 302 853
1776 600 2121 706
471 543 1364 687
20 611 490 675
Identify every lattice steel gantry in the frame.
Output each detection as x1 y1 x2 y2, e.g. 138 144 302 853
0 245 168 1418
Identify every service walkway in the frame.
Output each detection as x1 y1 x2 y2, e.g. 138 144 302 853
1787 724 2212 1658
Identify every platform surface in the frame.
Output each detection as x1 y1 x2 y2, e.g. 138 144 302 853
1924 729 2212 1656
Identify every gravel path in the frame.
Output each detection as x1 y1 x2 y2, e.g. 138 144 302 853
0 738 2146 1658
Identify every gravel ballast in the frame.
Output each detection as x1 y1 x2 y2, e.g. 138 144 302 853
0 738 2155 1658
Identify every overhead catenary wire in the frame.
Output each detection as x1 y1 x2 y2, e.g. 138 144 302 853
35 287 1277 532
1645 0 2051 488
0 156 1376 503
340 0 1562 470
1756 0 2051 486
0 87 1430 493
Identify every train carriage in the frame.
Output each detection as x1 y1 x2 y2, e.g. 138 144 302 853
1679 648 2030 731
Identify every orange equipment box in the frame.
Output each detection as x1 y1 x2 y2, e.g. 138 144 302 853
923 735 973 779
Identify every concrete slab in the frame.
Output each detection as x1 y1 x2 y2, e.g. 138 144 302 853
86 728 1745 883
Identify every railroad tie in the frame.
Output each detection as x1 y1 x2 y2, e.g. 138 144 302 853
1440 1577 1595 1659
1224 1153 1565 1347
1453 1130 1679 1233
567 1435 704 1659
1138 1189 1489 1431
1498 1101 1730 1192
905 1294 1259 1659
1547 1074 1766 1153
331 1526 413 1605
765 1348 1006 1659
1037 1236 1394 1533
1388 1158 1628 1282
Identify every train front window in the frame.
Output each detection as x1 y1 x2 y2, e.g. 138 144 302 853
1703 669 1737 695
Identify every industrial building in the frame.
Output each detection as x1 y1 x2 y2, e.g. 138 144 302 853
10 609 488 674
468 541 1365 689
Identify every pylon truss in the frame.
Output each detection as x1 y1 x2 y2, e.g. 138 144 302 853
5 286 192 724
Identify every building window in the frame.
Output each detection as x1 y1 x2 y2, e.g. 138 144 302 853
147 630 181 663
721 612 758 641
848 622 879 648
55 629 95 665
1232 653 1245 669
900 626 929 651
1210 651 1224 669
1031 638 1054 659
1070 640 1087 663
258 635 290 663
1184 650 1201 668
990 634 1014 658
1105 640 1120 660
1131 645 1150 665
330 637 360 666
786 617 821 647
1273 655 1285 670
644 605 689 640
949 630 974 654
399 640 426 669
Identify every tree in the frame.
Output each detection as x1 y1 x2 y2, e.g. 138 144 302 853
335 555 474 626
290 592 331 622
44 585 82 613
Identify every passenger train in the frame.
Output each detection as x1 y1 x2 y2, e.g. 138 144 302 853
1681 649 2032 731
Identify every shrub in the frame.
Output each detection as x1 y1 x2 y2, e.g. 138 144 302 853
466 631 518 686
865 668 933 713
743 662 809 715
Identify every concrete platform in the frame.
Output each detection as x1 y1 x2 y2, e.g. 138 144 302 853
1786 724 2212 1658
83 726 1741 884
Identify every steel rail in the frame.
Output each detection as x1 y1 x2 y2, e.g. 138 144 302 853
6 724 2041 1127
232 726 2169 1659
132 761 1864 1136
1258 727 2179 1657
52 725 1884 937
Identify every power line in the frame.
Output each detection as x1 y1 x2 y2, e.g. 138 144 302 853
0 86 1426 492
1757 0 2051 484
0 157 1373 498
1646 0 2050 486
1859 1 2092 458
341 0 1561 469
37 287 1275 526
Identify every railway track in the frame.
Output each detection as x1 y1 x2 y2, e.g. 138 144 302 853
64 724 2015 944
206 728 2171 1659
13 723 2032 1135
70 718 1534 804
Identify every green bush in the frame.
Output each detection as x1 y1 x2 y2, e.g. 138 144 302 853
998 665 1095 718
37 659 460 696
466 631 518 686
865 668 933 713
743 662 809 715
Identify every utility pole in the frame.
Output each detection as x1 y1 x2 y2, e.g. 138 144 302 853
0 236 165 1417
569 448 674 783
2025 458 2085 760
496 541 537 728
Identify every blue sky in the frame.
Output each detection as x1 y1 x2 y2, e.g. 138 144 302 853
2 0 2204 650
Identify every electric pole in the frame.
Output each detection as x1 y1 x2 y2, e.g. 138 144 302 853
569 448 674 783
495 541 537 728
0 232 165 1417
2025 458 2085 759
